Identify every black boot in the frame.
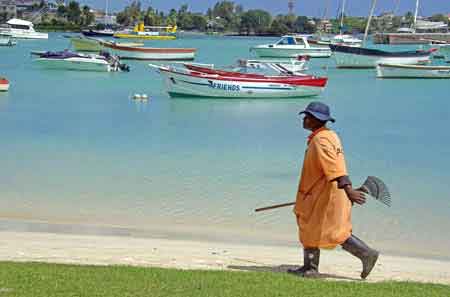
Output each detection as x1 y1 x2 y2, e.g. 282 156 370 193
342 235 379 279
287 248 320 277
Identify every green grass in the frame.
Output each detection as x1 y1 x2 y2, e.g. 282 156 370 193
0 261 448 297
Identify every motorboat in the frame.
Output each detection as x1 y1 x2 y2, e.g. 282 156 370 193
0 34 16 46
148 63 327 98
114 23 176 40
182 56 309 76
330 44 435 68
0 77 9 91
251 35 332 58
183 56 310 77
99 40 196 60
308 34 362 47
33 50 129 72
0 18 48 39
376 63 450 78
82 28 115 37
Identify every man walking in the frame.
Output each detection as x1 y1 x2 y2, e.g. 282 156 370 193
289 101 379 279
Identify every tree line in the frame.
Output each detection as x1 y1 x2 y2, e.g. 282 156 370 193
35 0 449 34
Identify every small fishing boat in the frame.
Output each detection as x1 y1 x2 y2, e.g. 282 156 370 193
0 34 16 46
70 36 103 52
330 44 435 68
148 63 327 98
251 35 332 58
33 50 129 72
376 63 450 78
0 77 9 91
99 40 196 60
114 22 176 40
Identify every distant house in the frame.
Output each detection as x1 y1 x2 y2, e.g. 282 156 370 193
318 19 332 33
92 9 116 25
0 0 17 21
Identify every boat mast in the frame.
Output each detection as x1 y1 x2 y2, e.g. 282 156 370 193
363 0 377 47
412 0 419 33
339 0 346 35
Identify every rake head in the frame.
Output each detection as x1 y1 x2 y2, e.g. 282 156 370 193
360 176 391 207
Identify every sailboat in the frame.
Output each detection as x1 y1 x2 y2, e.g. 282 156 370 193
82 0 115 37
309 0 362 47
373 0 450 44
329 0 434 68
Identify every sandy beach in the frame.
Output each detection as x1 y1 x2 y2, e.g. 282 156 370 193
0 231 449 285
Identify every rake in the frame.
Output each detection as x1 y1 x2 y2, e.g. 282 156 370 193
254 176 391 212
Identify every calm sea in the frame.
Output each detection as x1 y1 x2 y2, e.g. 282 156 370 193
1 33 449 261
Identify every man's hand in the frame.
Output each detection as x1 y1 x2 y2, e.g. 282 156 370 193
343 185 366 205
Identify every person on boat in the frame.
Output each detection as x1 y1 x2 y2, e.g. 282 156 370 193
289 101 379 279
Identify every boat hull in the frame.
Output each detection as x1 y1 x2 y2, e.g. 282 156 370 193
252 46 332 58
71 37 103 52
377 63 450 78
159 69 325 98
0 78 9 91
0 30 47 39
101 42 196 60
330 45 432 68
34 58 111 72
113 33 176 40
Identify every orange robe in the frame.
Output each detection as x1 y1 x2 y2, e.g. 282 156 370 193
294 127 352 249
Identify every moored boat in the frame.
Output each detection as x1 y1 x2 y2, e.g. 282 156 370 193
183 56 309 76
251 35 332 58
330 44 435 68
0 34 16 46
0 18 48 39
113 22 176 40
100 40 196 60
149 63 327 98
376 63 450 78
71 36 103 52
33 50 129 72
0 77 9 91
82 28 115 37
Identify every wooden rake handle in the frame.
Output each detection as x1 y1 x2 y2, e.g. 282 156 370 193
254 202 295 212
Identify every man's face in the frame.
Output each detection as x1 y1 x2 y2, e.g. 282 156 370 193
302 113 323 131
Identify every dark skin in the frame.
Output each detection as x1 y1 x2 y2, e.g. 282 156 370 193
302 112 366 205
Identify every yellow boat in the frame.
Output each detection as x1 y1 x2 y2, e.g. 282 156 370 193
113 23 177 40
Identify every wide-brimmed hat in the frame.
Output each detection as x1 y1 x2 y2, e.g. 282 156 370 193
299 101 335 123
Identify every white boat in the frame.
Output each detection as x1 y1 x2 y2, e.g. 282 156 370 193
33 50 129 72
251 35 332 58
0 77 9 91
0 34 16 46
148 63 328 98
376 63 450 78
99 40 196 60
183 56 309 76
0 19 48 39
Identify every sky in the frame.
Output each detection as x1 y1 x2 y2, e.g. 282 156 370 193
81 0 449 17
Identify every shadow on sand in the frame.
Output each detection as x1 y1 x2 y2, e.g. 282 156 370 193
228 264 361 281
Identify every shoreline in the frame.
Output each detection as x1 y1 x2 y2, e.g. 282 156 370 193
0 230 449 284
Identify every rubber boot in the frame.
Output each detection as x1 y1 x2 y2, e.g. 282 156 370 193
342 235 379 279
287 248 320 277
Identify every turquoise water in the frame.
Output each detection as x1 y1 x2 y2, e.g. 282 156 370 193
1 33 450 260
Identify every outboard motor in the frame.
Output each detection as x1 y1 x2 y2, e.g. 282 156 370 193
119 63 130 72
